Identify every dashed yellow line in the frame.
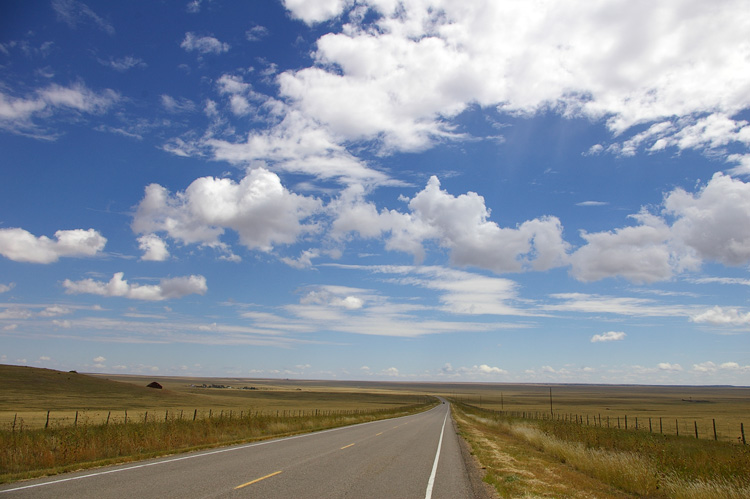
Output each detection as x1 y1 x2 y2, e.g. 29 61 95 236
234 470 283 490
340 443 355 450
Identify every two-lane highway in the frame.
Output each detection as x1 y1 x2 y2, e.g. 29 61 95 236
1 401 482 498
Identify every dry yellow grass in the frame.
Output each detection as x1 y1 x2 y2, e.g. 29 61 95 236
454 403 750 498
0 366 431 429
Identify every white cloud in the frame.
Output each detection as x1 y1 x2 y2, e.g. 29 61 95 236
546 293 687 318
63 272 207 301
570 173 750 282
331 176 569 274
691 306 750 327
0 228 106 263
664 173 750 267
100 56 146 72
689 361 749 374
382 367 400 376
591 331 626 343
137 234 170 262
0 82 119 135
657 362 683 372
0 283 15 293
93 355 106 363
39 305 72 317
180 32 229 55
283 0 347 24
132 168 322 254
160 95 196 113
277 0 750 161
246 25 269 42
281 249 320 269
52 0 114 35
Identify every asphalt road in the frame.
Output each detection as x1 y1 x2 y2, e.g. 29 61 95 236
1 401 483 498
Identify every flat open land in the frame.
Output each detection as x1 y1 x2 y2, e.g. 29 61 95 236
2 365 748 441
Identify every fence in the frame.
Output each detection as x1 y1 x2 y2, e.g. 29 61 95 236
2 405 419 432
458 403 747 445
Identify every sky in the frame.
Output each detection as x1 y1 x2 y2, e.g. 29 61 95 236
1 0 750 385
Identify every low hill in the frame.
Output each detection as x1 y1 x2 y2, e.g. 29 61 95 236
0 364 190 411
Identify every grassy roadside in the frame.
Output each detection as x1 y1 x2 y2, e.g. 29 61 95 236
1 402 436 484
452 402 750 498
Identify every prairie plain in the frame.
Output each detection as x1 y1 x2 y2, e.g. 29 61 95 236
2 365 748 443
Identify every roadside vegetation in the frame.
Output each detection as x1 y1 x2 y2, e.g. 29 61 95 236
0 365 436 483
453 402 750 498
1 402 435 483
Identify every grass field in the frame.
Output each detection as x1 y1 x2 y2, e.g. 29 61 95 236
2 364 749 491
0 365 432 429
453 402 750 498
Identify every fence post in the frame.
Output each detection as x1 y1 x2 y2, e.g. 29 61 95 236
193 409 197 421
74 411 78 427
106 411 110 425
649 418 652 433
695 421 699 439
125 410 128 425
46 410 50 429
660 417 663 434
676 419 679 436
742 423 746 445
144 411 148 423
625 415 628 430
165 410 169 422
12 413 17 432
713 419 717 441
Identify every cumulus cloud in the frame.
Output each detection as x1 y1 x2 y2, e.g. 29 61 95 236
137 234 170 261
0 228 106 263
132 168 322 254
691 306 750 327
180 32 229 55
0 283 15 293
332 176 569 274
63 272 207 301
276 0 750 161
657 362 683 371
570 173 750 282
591 331 626 343
664 173 750 266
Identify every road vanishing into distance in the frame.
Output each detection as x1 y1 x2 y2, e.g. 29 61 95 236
1 400 486 498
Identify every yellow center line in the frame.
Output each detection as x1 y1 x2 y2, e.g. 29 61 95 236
234 470 283 490
376 432 383 436
340 443 355 450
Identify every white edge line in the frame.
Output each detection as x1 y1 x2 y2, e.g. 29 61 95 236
425 408 449 499
1 404 441 494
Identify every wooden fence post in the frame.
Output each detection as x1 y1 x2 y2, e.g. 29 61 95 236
713 419 717 441
193 409 197 421
125 410 128 425
694 421 699 439
74 411 78 427
106 411 110 425
742 423 746 445
676 419 679 436
45 410 50 429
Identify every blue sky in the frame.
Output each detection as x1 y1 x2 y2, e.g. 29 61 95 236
1 0 749 384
